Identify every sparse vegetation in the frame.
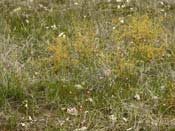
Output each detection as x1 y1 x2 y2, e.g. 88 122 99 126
0 0 175 130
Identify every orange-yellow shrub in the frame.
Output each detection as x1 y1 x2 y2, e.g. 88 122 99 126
48 37 70 64
48 19 99 71
121 15 164 44
113 14 167 62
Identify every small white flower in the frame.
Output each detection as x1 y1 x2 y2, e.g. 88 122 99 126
66 117 70 121
126 127 132 131
39 4 44 8
34 72 39 75
51 24 57 30
117 5 121 9
25 19 29 24
63 34 66 38
74 2 79 5
45 26 49 29
87 98 93 103
160 1 164 5
120 19 124 23
160 9 165 12
122 117 128 122
58 120 65 126
113 26 116 30
130 41 134 44
160 85 165 90
99 76 104 80
58 32 65 37
119 17 124 24
67 107 78 116
130 7 134 11
25 103 28 108
126 0 130 3
167 53 171 57
75 84 84 90
103 68 111 77
116 0 122 2
153 96 158 100
12 7 22 13
109 115 117 122
74 126 87 131
20 123 26 127
121 4 126 8
134 94 141 101
29 116 32 121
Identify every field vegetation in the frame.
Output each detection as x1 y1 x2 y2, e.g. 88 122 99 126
0 0 175 130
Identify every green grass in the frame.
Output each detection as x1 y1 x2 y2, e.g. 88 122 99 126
0 0 175 130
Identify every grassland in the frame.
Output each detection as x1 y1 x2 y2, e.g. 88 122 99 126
0 0 175 130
